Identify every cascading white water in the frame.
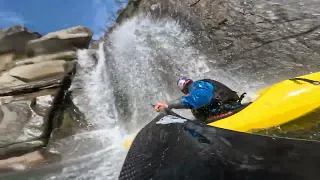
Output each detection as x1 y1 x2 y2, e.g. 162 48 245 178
43 43 128 180
44 15 267 180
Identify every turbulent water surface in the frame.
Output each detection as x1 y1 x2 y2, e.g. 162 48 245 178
2 15 318 180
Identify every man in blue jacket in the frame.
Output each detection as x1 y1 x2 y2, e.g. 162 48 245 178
154 77 240 120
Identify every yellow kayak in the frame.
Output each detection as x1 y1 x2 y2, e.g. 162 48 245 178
208 71 320 132
124 72 320 149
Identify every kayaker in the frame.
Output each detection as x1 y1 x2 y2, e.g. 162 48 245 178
154 77 241 120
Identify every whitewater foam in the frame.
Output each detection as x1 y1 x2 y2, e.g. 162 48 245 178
156 115 187 124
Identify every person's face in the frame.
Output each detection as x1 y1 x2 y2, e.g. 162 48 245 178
181 82 191 95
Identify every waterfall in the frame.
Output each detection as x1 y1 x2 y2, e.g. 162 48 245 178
45 15 265 180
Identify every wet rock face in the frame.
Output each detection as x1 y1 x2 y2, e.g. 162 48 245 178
0 150 46 172
0 89 57 159
0 25 93 170
119 0 320 83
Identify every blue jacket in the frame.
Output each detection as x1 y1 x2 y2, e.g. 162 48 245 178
181 80 215 109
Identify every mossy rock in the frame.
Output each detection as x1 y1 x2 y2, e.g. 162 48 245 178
48 91 88 141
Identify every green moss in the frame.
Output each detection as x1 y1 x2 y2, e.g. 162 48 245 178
59 111 76 131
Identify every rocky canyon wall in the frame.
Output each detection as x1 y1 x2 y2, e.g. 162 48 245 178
0 25 93 172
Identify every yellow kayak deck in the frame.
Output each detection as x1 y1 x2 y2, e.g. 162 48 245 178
208 71 320 132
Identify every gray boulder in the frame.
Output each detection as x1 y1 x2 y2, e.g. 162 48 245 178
27 26 93 56
0 89 58 159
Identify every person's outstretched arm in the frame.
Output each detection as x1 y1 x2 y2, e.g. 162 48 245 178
154 81 214 111
167 97 187 109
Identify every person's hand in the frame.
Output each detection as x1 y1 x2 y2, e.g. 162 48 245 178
154 102 168 112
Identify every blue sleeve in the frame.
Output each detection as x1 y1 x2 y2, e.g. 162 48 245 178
181 81 214 109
